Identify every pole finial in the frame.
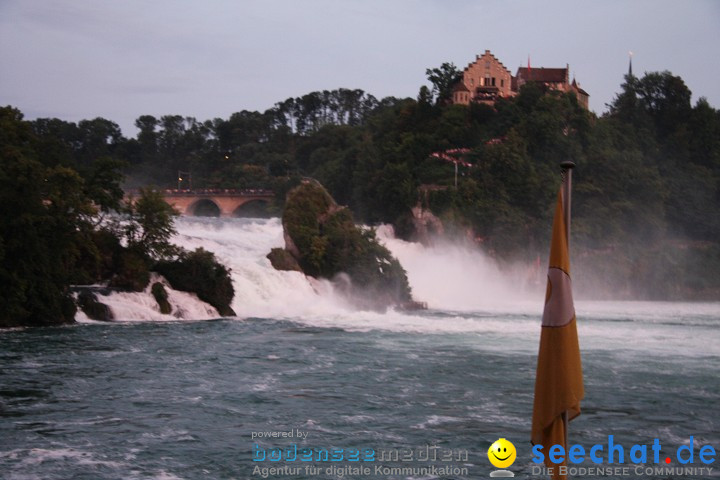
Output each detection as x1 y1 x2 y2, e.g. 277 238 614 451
560 160 576 170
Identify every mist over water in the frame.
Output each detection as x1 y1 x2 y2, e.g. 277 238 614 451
375 224 542 312
92 216 685 323
75 216 720 357
167 218 720 356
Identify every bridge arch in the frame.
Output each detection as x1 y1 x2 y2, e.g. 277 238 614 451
148 189 275 216
187 199 221 217
232 199 272 218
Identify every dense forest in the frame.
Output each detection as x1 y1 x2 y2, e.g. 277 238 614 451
2 67 719 315
0 108 234 327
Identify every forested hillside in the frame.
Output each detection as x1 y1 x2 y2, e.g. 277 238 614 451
5 69 719 299
0 108 233 327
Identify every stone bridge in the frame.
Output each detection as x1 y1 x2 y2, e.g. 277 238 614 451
129 189 275 217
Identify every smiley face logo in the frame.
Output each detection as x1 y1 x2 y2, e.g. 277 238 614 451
488 438 516 469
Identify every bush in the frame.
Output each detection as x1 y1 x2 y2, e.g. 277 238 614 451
109 248 150 292
154 248 235 316
68 228 125 285
267 248 302 272
124 187 179 260
282 180 335 269
281 181 412 308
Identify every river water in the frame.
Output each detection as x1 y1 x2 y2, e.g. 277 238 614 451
1 218 718 479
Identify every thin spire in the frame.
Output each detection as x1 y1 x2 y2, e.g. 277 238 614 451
527 55 532 81
628 51 633 77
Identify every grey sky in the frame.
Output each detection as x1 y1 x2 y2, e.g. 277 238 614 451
1 0 718 136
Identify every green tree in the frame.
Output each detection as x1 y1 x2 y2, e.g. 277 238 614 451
635 71 692 138
425 62 462 105
124 188 179 260
76 117 123 166
0 107 78 326
83 157 126 214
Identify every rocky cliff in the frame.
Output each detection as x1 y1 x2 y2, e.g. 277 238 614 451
269 180 414 310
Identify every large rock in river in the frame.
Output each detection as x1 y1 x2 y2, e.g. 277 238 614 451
271 180 414 310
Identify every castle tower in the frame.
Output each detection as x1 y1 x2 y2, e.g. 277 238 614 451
451 50 513 105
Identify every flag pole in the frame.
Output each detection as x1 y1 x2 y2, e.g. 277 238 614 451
560 160 575 474
532 159 583 480
560 160 575 249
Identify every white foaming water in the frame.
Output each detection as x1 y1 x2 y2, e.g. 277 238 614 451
172 217 540 319
76 273 218 323
172 217 353 318
77 216 720 357
172 217 720 357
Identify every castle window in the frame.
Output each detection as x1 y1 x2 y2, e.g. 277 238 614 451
501 79 504 87
491 77 496 86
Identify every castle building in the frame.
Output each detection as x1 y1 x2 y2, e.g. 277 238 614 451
451 50 589 109
452 50 514 105
515 65 589 109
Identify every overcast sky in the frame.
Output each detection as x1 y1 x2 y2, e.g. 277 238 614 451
1 0 718 136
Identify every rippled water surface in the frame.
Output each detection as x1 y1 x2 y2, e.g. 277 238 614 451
1 219 718 479
2 304 719 479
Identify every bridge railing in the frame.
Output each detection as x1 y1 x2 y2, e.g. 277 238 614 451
126 188 274 197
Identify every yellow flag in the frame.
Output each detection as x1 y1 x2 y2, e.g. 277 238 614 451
531 182 584 478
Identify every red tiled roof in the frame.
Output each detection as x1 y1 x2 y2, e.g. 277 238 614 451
453 82 470 92
572 79 589 96
516 67 567 83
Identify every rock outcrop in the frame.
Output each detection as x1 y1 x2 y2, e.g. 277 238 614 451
409 205 445 245
272 180 414 310
151 282 172 314
266 248 302 272
154 248 236 317
76 289 114 322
